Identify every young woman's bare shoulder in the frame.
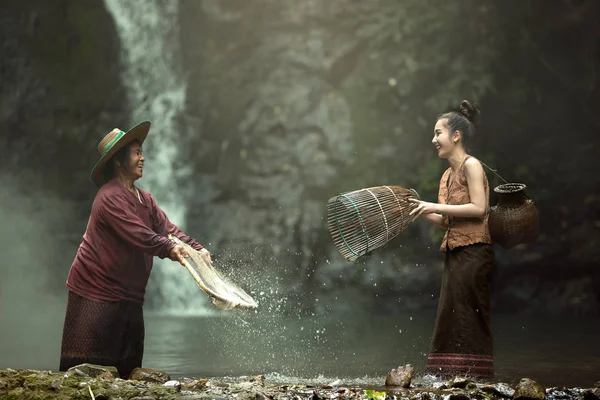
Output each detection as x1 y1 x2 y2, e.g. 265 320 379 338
464 156 483 170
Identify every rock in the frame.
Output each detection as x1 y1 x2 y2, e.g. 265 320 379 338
582 388 600 400
65 368 88 378
385 364 414 388
514 378 546 400
181 379 209 390
449 377 474 389
50 379 62 390
235 381 260 391
325 379 342 388
163 380 181 391
251 375 265 387
67 363 119 379
480 382 515 398
546 388 583 400
128 368 170 384
595 382 600 389
446 394 471 400
97 371 116 381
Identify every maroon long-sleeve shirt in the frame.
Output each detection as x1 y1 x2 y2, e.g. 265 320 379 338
66 177 203 304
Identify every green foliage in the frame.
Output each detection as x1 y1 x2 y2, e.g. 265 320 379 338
363 389 387 400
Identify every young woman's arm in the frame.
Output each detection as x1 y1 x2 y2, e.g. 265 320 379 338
422 213 447 229
410 158 488 220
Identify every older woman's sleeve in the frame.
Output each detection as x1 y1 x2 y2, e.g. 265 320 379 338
99 192 177 258
150 195 204 251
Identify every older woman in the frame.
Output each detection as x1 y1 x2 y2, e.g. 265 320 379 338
59 121 210 379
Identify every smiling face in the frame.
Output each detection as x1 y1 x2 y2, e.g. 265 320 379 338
125 141 144 180
111 140 144 182
432 118 461 159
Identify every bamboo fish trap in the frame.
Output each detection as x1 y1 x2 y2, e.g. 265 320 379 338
327 185 420 262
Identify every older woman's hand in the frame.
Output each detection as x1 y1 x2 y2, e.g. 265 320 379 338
200 248 212 264
169 245 188 266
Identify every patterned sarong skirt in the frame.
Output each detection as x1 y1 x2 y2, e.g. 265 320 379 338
59 291 145 379
425 243 495 379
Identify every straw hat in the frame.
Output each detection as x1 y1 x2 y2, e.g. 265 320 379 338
90 121 151 186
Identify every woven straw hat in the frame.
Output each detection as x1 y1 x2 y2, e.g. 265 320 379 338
90 121 151 186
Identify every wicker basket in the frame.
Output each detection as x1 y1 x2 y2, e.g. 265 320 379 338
488 183 539 249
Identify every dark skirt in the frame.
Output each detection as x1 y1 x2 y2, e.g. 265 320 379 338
425 243 495 379
59 291 145 379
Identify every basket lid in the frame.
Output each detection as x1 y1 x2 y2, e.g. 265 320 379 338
493 183 527 194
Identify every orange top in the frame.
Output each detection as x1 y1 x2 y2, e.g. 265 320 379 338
438 156 492 252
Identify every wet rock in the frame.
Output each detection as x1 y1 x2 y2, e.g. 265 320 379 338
234 381 261 392
163 380 181 391
546 388 582 400
97 371 116 381
65 368 88 378
236 374 266 387
449 377 474 389
595 382 600 389
445 394 471 400
67 363 119 378
411 392 433 400
514 378 546 400
323 379 342 388
386 364 414 388
480 382 515 398
128 367 170 384
582 388 600 400
252 375 266 387
181 379 209 390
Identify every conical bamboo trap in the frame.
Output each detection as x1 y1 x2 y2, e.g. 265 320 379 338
327 185 419 262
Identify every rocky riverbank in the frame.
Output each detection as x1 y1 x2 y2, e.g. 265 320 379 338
1 364 599 400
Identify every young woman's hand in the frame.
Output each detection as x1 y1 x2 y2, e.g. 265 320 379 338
408 198 438 220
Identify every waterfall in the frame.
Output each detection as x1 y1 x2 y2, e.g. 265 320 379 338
103 0 213 315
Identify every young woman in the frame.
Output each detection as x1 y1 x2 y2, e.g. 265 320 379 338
409 101 495 379
59 121 211 379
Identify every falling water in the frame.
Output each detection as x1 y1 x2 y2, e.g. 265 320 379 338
103 0 212 315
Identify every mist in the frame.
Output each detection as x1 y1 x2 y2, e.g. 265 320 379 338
0 174 74 371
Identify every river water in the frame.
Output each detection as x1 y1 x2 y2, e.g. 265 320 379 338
139 311 599 389
1 295 598 389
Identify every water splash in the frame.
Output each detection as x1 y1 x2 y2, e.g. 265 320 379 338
103 0 208 314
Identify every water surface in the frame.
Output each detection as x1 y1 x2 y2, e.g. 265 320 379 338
1 295 597 389
142 311 599 388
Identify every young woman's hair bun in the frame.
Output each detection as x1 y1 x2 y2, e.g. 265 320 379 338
458 100 480 123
